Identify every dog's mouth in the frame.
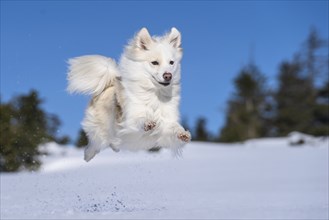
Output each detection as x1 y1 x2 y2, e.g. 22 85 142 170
158 82 170 86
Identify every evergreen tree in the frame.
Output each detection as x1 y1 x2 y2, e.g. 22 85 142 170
75 129 88 148
0 90 65 172
274 60 315 136
0 103 20 171
274 28 328 136
219 64 269 142
193 117 209 141
312 80 329 135
303 28 329 136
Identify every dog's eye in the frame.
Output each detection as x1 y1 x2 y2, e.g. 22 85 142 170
169 60 174 65
151 61 159 65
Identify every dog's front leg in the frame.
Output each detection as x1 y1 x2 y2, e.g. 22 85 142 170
143 120 157 132
122 111 158 134
175 124 191 143
177 128 191 143
157 123 191 148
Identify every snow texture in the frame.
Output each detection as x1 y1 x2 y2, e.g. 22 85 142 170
1 135 328 219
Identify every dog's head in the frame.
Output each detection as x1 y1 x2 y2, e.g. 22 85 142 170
124 27 183 88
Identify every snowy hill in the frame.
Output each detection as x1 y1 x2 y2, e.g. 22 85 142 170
1 135 328 219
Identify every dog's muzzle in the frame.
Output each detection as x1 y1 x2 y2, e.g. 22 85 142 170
158 72 172 86
152 74 171 86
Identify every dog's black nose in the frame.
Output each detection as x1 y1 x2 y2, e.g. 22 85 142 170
163 72 172 81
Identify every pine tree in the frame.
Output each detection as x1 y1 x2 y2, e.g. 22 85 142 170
312 80 329 135
303 28 328 136
0 103 20 171
0 90 65 172
274 60 315 136
193 117 209 141
274 28 328 136
219 64 269 142
75 129 88 148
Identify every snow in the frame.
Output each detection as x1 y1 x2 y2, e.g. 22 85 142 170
1 136 328 219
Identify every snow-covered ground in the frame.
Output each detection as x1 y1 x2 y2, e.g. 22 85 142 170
1 135 328 219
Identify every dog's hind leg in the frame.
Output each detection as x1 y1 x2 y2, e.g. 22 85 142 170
84 144 100 162
82 107 108 162
82 86 119 162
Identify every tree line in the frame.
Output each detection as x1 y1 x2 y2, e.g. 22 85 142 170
193 28 328 142
1 28 328 172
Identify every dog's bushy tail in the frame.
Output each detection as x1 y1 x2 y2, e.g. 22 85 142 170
67 55 119 96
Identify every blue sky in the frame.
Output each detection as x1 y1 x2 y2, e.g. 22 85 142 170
1 1 328 141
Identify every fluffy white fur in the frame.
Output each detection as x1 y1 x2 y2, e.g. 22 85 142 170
67 27 191 162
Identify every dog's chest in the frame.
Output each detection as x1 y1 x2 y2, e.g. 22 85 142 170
146 95 176 120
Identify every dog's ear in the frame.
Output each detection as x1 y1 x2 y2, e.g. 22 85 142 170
135 27 153 50
167 27 181 48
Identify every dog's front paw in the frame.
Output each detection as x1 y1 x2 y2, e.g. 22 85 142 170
144 120 157 132
177 130 191 142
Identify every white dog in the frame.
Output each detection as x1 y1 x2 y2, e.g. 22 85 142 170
67 27 191 162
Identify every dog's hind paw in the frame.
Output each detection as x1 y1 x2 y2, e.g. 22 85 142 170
144 121 157 131
84 146 100 162
178 130 191 143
